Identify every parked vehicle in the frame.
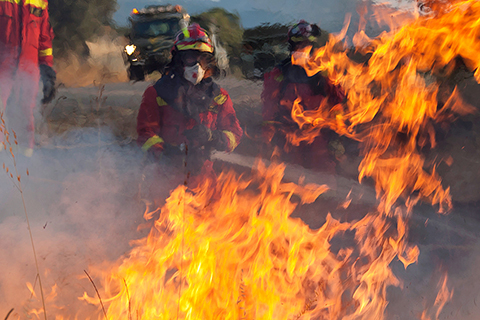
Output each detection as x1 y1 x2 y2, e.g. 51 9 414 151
123 4 190 81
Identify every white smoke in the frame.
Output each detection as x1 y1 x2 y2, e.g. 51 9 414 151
0 127 182 318
56 35 129 88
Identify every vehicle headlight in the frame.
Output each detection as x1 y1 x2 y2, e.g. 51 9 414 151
125 44 136 56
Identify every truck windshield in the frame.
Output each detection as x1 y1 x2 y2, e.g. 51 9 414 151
133 19 180 38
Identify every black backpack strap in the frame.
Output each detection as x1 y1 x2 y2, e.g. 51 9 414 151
153 73 183 109
153 74 221 122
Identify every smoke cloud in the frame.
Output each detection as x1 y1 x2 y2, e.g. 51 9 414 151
55 35 129 88
0 130 186 318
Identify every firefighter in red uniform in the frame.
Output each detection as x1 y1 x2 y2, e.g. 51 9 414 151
137 23 243 188
261 20 345 173
0 0 56 156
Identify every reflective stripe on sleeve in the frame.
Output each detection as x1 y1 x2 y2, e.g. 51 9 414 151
39 48 53 57
222 130 238 151
0 0 47 12
156 97 168 106
26 0 47 9
0 0 21 5
141 135 164 152
214 93 227 105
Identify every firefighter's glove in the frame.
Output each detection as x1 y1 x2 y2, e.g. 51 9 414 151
184 124 212 148
209 130 228 151
40 64 56 104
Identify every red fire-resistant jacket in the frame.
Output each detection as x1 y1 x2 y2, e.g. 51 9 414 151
0 0 54 74
137 77 243 155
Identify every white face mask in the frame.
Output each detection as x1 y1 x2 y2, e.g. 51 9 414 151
184 63 205 85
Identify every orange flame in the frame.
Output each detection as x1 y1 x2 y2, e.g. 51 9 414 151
421 272 454 320
76 162 423 320
290 0 478 214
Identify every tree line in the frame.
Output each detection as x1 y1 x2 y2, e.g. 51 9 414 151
48 3 294 59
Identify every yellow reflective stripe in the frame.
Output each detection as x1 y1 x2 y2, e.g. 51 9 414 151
290 36 303 42
156 97 168 106
0 0 21 5
222 130 238 150
274 74 284 82
25 0 47 9
176 42 213 53
214 93 227 105
182 28 190 39
290 35 316 43
141 135 164 152
0 0 47 9
39 48 52 57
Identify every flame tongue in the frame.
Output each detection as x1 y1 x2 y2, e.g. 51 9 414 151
78 162 424 320
290 0 479 215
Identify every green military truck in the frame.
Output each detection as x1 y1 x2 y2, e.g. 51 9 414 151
123 4 190 81
240 23 330 80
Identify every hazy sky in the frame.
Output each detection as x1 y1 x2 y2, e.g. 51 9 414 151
113 0 366 31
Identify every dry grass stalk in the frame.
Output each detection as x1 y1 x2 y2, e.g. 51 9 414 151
84 270 108 320
0 112 47 320
4 308 14 320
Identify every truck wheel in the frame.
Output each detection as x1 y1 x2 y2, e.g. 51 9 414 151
128 65 145 81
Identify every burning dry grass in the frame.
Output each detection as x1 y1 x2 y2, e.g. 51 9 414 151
80 161 420 320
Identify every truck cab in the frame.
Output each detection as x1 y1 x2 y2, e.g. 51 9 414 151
124 4 190 81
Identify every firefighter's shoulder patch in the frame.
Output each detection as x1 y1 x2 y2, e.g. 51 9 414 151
214 93 227 105
156 97 168 107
